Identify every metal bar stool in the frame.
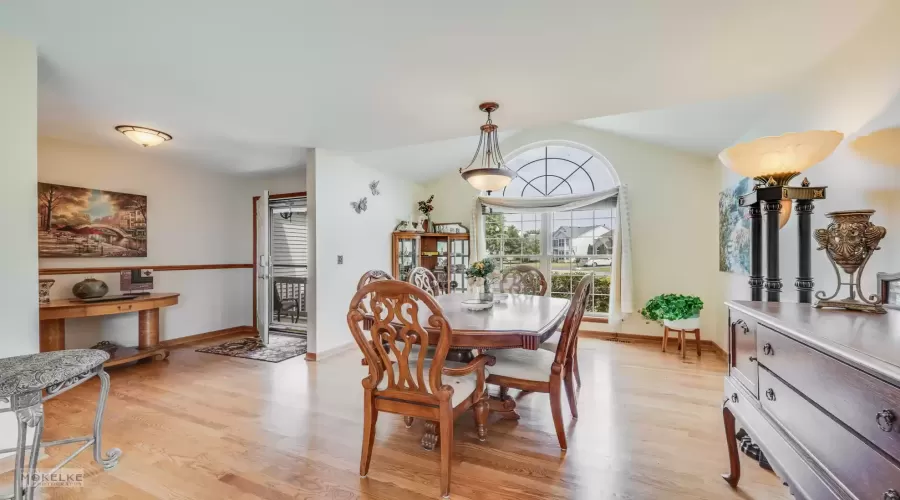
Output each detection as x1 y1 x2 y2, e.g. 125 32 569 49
0 350 121 500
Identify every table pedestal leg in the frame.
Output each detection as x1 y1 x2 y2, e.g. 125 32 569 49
422 421 440 450
39 319 66 352
488 387 520 420
445 348 475 363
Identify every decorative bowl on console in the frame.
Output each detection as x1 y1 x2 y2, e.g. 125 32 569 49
72 278 109 299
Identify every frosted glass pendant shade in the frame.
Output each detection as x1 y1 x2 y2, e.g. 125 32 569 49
460 102 516 194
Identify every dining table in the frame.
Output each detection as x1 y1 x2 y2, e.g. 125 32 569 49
411 292 572 449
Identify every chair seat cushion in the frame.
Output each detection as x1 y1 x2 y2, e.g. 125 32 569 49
0 349 109 397
377 359 483 407
487 348 556 383
540 332 561 353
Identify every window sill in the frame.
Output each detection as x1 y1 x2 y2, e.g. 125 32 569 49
582 316 608 324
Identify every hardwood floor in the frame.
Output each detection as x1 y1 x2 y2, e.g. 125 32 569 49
4 336 790 499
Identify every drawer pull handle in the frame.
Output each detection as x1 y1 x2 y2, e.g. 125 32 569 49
733 319 750 335
884 489 899 500
762 343 774 356
731 393 739 403
876 410 896 432
765 388 776 401
749 356 757 363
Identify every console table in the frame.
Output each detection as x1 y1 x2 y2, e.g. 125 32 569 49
39 293 179 367
723 301 900 499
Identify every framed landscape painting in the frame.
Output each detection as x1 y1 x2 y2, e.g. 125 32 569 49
718 177 751 275
38 182 147 257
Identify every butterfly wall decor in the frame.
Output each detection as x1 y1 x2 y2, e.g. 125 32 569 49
351 197 368 214
369 180 380 196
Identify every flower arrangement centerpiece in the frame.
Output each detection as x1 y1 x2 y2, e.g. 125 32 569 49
465 259 500 301
639 294 704 330
417 195 435 232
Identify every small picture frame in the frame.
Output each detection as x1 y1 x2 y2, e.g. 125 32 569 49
877 272 900 310
431 222 469 234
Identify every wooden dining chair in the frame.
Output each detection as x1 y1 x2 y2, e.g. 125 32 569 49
487 274 591 451
408 267 442 296
499 264 548 296
347 280 494 498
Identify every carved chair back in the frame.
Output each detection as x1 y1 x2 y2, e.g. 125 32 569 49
348 280 453 403
356 270 394 315
357 269 394 290
500 265 548 296
553 274 592 368
408 267 442 296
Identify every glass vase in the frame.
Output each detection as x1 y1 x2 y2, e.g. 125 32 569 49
479 280 493 302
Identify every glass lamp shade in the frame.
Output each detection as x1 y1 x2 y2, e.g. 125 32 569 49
461 168 515 193
851 128 900 166
115 125 172 147
718 130 843 185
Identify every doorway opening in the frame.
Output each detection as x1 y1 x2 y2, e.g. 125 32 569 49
254 192 308 345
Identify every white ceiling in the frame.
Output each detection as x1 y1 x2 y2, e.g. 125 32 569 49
577 93 783 156
0 0 886 174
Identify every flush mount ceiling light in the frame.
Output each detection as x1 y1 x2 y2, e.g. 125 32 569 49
719 130 843 228
115 125 172 148
459 102 515 194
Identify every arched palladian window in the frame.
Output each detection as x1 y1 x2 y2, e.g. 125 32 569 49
482 144 621 315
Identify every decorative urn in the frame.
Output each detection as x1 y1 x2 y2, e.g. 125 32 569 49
814 210 888 313
72 278 109 299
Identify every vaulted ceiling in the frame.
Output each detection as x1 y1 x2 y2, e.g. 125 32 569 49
0 0 888 174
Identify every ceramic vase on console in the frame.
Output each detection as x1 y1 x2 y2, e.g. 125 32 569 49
38 278 55 304
72 278 109 299
814 209 887 313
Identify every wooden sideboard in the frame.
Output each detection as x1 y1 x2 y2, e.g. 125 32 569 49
40 293 179 367
723 301 900 499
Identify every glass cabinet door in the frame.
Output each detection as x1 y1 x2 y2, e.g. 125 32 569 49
449 238 469 293
397 236 418 282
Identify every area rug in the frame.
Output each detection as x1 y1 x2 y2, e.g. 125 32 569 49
196 333 307 362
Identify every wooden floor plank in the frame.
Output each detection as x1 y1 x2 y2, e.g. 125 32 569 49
1 336 789 499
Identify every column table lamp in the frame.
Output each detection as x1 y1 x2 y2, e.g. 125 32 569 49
719 131 843 303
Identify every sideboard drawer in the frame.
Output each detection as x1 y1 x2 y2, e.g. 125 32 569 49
757 323 900 463
759 367 900 498
729 309 758 398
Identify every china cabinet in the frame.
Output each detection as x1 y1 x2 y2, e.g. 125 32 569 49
392 226 470 293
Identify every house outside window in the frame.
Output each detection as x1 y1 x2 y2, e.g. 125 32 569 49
483 144 618 314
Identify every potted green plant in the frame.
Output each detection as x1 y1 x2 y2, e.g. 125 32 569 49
640 294 703 330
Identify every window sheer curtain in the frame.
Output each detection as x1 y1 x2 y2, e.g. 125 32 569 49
470 186 634 323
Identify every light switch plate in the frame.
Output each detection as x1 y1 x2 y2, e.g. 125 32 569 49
337 255 343 264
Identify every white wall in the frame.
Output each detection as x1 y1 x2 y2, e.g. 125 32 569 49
0 32 38 462
717 2 900 340
424 124 721 344
308 149 423 356
38 137 305 346
0 34 38 357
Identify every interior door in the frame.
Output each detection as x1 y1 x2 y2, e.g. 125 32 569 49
256 190 272 345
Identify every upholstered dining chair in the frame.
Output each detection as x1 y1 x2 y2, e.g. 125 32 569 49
499 264 548 296
487 274 591 451
347 280 494 498
408 267 442 296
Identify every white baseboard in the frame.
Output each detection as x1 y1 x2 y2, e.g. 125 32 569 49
306 340 356 362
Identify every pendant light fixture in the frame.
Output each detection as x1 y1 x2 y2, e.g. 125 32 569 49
459 102 515 194
115 125 173 147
